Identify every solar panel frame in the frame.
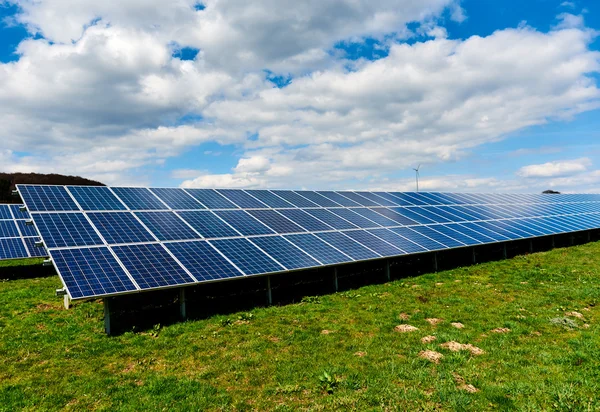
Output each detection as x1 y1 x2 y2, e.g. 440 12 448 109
32 212 104 248
18 185 80 212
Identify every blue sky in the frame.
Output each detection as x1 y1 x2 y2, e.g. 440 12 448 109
0 0 599 192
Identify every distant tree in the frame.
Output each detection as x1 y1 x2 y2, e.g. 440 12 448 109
542 189 561 194
0 173 104 204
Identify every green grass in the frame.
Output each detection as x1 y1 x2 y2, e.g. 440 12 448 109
1 244 599 411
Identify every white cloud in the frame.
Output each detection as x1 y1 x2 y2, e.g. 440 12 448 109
554 13 585 30
517 157 592 178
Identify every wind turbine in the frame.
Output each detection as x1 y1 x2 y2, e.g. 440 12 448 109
413 164 421 192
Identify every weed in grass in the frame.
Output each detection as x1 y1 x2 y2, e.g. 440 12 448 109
318 371 339 394
550 317 578 329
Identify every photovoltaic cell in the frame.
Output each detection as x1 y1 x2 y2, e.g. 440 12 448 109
87 212 155 244
284 233 352 264
277 209 334 232
294 191 341 207
112 243 195 289
389 227 447 251
372 192 406 206
214 210 275 236
328 208 381 228
317 191 361 207
0 205 11 219
165 241 243 281
381 192 415 206
343 230 404 257
0 220 19 238
270 190 319 208
67 186 127 211
24 237 47 257
135 211 199 241
409 226 465 248
10 204 30 219
18 185 79 212
33 213 103 248
351 208 399 227
315 232 380 260
305 209 358 229
0 238 28 259
177 211 241 239
51 247 137 299
247 210 306 234
371 207 418 225
354 192 397 206
210 237 284 275
367 229 427 253
444 223 495 243
111 187 167 210
250 236 321 269
390 208 436 225
16 220 38 237
427 224 480 246
248 190 295 208
459 222 510 241
149 188 205 210
336 192 380 206
184 189 238 209
217 189 267 209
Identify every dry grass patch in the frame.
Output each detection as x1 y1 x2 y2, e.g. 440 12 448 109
425 318 444 326
398 313 410 321
565 311 585 320
440 341 485 356
490 327 510 334
451 322 465 329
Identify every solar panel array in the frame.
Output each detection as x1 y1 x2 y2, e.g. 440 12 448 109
0 204 47 260
17 185 600 300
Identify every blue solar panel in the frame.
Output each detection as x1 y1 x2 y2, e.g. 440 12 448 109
87 212 155 244
67 186 127 211
149 188 205 210
372 192 406 206
383 192 416 206
51 247 137 299
247 190 295 208
165 241 243 281
315 232 380 260
425 206 466 222
294 191 340 207
460 222 511 241
111 187 167 210
351 208 399 227
370 207 418 225
135 212 199 241
16 220 38 237
0 205 11 220
112 243 195 289
277 209 334 232
390 192 426 206
355 192 397 206
250 236 321 269
427 225 479 246
247 210 306 234
270 191 319 207
390 208 436 224
444 223 495 243
415 193 444 205
409 226 465 248
494 220 541 237
216 189 267 209
389 227 447 251
411 207 452 223
0 220 19 238
480 221 527 239
437 206 480 221
367 229 427 253
10 204 30 219
24 237 47 257
336 192 380 206
177 211 241 239
516 219 556 236
343 230 404 257
184 189 238 209
304 208 358 229
328 208 381 228
317 191 361 207
18 185 79 212
284 233 353 264
214 210 275 236
0 238 28 259
33 213 103 248
210 237 284 275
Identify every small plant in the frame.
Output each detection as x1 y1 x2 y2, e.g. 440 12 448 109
149 323 161 337
319 371 339 394
238 312 254 321
220 318 233 327
549 317 578 329
301 296 321 304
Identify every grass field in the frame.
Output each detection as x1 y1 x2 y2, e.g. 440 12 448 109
0 243 599 411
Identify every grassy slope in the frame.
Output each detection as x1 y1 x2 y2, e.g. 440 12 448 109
0 245 599 411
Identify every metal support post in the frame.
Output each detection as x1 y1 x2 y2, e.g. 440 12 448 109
551 236 555 249
570 235 574 246
433 253 438 272
333 267 339 292
179 288 187 321
104 298 112 336
529 240 533 254
266 276 272 305
472 247 476 264
385 260 391 281
503 244 507 259
63 294 70 310
587 231 591 242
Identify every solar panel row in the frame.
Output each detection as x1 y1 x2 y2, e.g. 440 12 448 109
0 204 46 259
17 185 600 300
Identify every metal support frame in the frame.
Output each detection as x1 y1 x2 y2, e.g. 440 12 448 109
472 247 477 264
529 240 534 254
266 276 272 305
502 244 507 259
551 236 555 249
433 253 438 272
587 231 591 242
333 267 339 292
385 260 391 281
179 288 187 321
104 298 112 336
570 235 575 246
63 294 71 310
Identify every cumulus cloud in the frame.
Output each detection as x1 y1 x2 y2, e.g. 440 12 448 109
517 158 592 178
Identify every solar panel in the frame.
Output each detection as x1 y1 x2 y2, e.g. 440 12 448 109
149 188 205 210
32 213 103 248
294 191 340 207
372 192 406 206
409 225 465 248
367 228 427 253
277 209 334 232
210 237 284 275
112 243 195 289
0 205 12 219
351 208 399 227
19 185 79 211
0 238 29 259
335 192 380 206
270 190 319 208
184 189 238 209
214 210 275 236
87 212 155 244
10 204 30 219
177 211 241 239
165 241 243 281
24 237 47 257
390 208 436 225
284 233 353 264
111 187 167 210
342 230 405 257
67 186 127 211
304 209 358 229
354 192 397 206
216 189 267 209
16 220 38 237
134 212 200 241
389 227 447 251
315 232 380 260
250 236 321 269
428 224 481 246
246 210 306 234
0 220 19 238
247 190 295 208
328 208 380 228
318 191 361 207
51 247 137 299
371 207 418 225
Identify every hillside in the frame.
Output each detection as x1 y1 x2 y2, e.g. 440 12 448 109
0 173 104 203
0 243 598 410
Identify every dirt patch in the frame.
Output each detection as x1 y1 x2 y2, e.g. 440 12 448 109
122 363 136 373
565 311 585 320
583 324 590 329
421 335 437 344
435 282 444 286
454 279 461 283
321 330 333 335
354 351 367 357
582 307 591 312
530 331 542 336
419 350 443 364
520 281 528 284
491 328 511 334
35 303 58 312
452 373 479 393
411 284 420 288
440 341 484 355
425 318 444 326
451 322 465 329
398 313 411 321
462 384 479 393
395 324 418 332
268 336 281 343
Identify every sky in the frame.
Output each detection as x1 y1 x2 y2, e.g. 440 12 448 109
0 0 599 193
